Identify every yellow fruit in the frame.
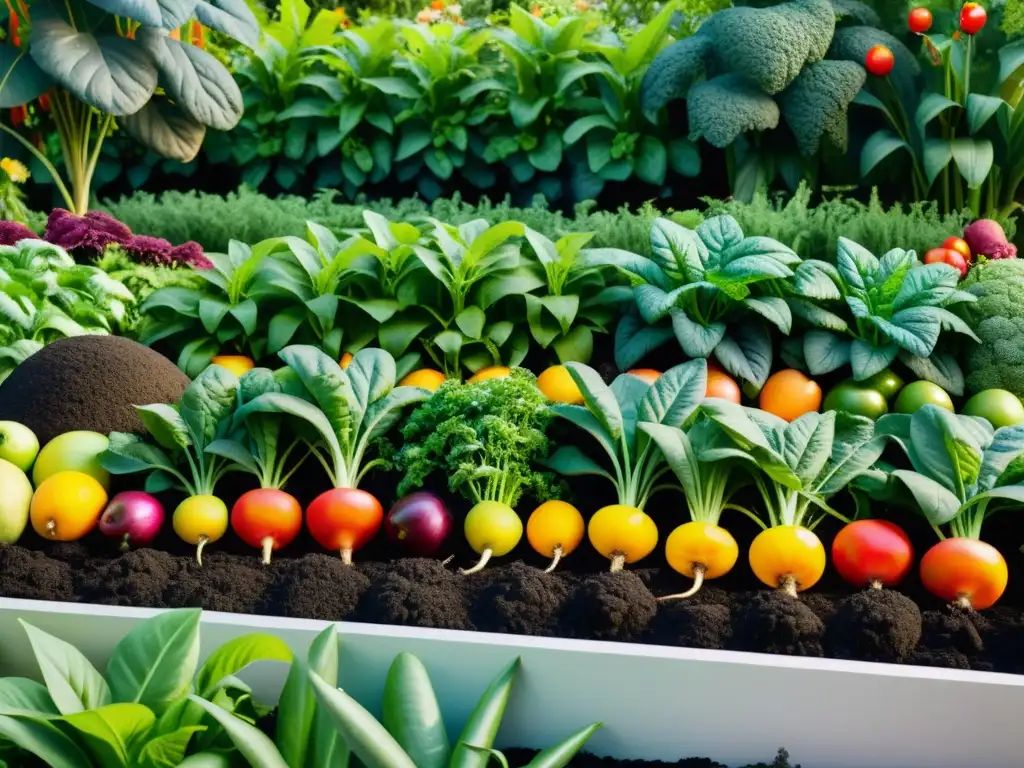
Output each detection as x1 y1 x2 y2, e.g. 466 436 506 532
749 525 826 595
0 458 33 544
400 369 447 391
587 504 658 570
30 471 108 541
665 521 738 580
460 500 523 574
210 355 254 377
467 366 511 383
33 431 110 490
174 495 229 566
527 500 585 570
536 365 584 404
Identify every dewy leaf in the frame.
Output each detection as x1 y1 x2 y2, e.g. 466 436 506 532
86 0 197 29
193 0 261 48
29 2 158 116
63 703 156 768
105 608 201 716
194 634 293 698
638 359 706 427
136 30 243 131
122 99 207 162
18 621 111 715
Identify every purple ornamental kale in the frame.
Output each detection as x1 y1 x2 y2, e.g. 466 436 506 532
45 208 131 258
124 235 174 266
0 220 36 245
169 241 212 269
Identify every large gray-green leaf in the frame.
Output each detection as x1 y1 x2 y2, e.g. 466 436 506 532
193 0 260 48
86 0 197 29
891 469 962 526
29 4 158 115
136 30 243 131
0 45 53 108
782 411 835 488
564 362 623 440
638 359 706 427
908 406 986 496
122 99 206 162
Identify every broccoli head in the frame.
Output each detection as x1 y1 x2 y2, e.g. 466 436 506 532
780 59 866 156
960 259 1024 397
688 74 781 148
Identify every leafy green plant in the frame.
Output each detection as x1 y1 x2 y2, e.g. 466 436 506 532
396 368 558 505
565 2 701 199
209 645 600 768
0 0 258 213
0 608 294 767
784 237 981 394
589 214 800 386
868 406 1024 541
0 239 135 380
101 364 243 496
545 360 706 511
701 401 885 532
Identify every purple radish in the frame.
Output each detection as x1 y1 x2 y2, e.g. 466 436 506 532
385 492 452 556
99 491 165 550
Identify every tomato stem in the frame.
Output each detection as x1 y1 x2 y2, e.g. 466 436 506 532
196 535 209 568
779 574 798 599
460 547 492 575
340 547 353 566
543 545 564 574
261 537 273 566
610 553 626 572
659 563 705 601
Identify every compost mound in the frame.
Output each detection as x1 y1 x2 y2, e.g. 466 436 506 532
0 335 190 444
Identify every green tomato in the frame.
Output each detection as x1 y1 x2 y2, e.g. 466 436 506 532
823 382 888 420
33 431 110 490
863 369 905 401
963 389 1024 428
894 381 954 414
0 421 39 473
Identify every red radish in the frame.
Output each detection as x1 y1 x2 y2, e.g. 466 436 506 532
831 520 914 589
231 488 303 565
99 492 164 550
385 492 452 556
920 538 1008 610
307 488 383 564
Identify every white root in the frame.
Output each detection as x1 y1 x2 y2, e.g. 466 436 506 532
460 548 493 575
658 564 706 601
543 545 564 573
196 535 209 568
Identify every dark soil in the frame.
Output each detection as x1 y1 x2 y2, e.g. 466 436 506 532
501 748 799 767
0 335 190 445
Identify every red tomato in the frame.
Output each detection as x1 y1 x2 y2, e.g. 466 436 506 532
920 538 1007 610
923 247 968 278
960 2 987 35
307 487 383 564
864 45 895 77
231 488 303 564
908 7 932 33
943 236 971 260
831 520 914 588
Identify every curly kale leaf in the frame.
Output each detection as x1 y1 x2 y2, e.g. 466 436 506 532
395 369 558 507
961 259 1024 398
831 0 881 27
640 32 714 115
780 59 866 156
828 26 920 104
688 74 781 148
705 0 836 95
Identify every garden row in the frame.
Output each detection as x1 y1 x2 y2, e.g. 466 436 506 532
0 605 802 768
7 0 1024 213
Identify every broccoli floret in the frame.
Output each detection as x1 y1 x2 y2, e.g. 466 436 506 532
780 59 866 156
688 74 781 148
960 259 1024 397
705 0 836 94
640 32 714 115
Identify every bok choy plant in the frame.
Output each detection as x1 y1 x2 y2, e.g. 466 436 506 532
546 359 707 570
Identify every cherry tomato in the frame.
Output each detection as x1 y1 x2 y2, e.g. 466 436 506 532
831 520 914 588
908 7 932 33
943 236 971 261
864 45 895 77
920 538 1007 610
924 247 968 278
959 2 987 35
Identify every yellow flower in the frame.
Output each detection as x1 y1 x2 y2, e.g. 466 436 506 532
0 158 29 184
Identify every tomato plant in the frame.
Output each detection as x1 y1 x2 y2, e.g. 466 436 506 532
959 2 987 35
907 7 932 33
864 45 895 77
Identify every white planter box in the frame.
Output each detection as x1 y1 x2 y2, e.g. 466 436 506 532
0 596 1021 768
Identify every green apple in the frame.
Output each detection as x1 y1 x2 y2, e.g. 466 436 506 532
0 458 32 544
33 430 110 490
0 421 39 472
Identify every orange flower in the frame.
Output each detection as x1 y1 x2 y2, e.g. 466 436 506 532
531 4 541 14
430 0 445 9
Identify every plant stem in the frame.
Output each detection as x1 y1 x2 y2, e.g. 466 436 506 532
0 124 75 211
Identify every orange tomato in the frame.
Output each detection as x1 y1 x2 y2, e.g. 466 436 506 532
627 368 661 384
210 355 254 377
759 369 822 421
536 365 583 404
400 369 447 391
920 538 1007 610
943 236 972 260
467 366 510 383
749 526 826 595
340 353 353 369
30 471 108 541
706 369 741 403
306 487 383 564
231 488 303 564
